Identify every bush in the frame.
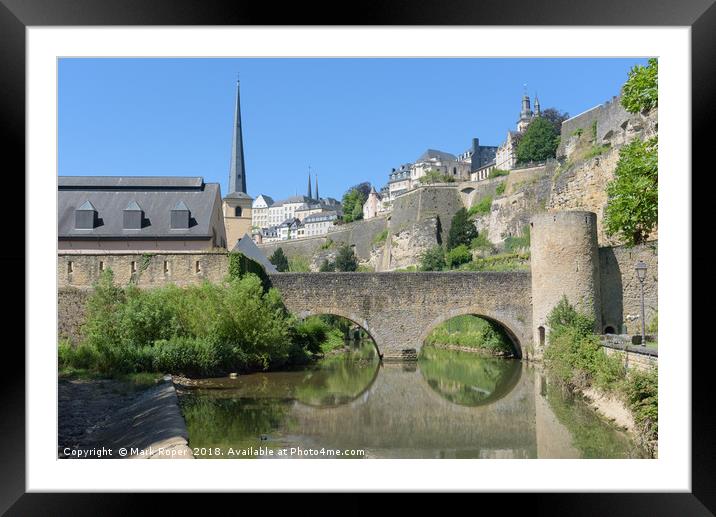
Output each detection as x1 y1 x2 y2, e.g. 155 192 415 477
58 340 100 371
291 317 329 355
624 368 658 446
445 244 472 269
71 270 330 376
418 245 446 271
151 337 222 377
495 182 506 195
319 259 335 272
470 233 493 253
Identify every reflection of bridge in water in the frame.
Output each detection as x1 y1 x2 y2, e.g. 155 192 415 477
288 362 580 459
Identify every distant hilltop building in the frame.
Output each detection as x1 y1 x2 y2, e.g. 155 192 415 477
222 78 254 248
381 138 498 208
251 171 343 243
58 176 227 251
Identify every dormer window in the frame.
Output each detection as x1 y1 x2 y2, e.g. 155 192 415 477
75 200 97 229
170 201 190 229
123 201 143 230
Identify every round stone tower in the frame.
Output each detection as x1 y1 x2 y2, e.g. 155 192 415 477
530 211 602 356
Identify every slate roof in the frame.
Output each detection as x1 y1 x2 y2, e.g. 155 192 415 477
416 149 457 163
58 176 222 240
224 191 253 200
231 234 278 273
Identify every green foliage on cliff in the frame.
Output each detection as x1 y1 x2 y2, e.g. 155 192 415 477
268 247 289 272
288 256 311 272
418 245 446 271
604 137 658 245
495 182 506 195
445 244 472 269
621 58 658 113
468 196 492 217
516 116 559 163
62 269 332 377
447 207 478 250
334 244 358 272
503 225 531 253
372 229 388 245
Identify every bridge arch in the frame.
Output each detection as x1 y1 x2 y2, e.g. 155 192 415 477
294 307 382 357
417 306 524 358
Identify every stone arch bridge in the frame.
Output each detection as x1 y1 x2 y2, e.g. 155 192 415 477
268 271 533 361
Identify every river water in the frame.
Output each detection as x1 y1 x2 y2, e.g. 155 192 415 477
176 342 645 459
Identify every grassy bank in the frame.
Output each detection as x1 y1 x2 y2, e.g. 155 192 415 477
59 269 343 378
424 315 515 357
543 297 658 455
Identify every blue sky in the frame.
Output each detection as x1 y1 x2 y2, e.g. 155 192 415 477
58 58 648 201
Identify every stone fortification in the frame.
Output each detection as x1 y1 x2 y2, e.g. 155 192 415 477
530 211 602 355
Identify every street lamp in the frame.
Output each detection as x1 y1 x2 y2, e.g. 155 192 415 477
635 261 647 346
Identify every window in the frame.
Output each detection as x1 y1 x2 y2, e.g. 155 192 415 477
99 261 104 272
235 206 242 217
67 261 73 274
164 261 170 274
131 261 137 273
195 260 202 273
538 326 545 346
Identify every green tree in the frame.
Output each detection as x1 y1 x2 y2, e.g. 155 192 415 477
268 247 289 272
604 137 658 245
621 58 658 113
418 245 446 271
318 259 335 272
334 245 358 272
540 107 569 134
447 207 478 250
516 116 559 163
341 182 371 223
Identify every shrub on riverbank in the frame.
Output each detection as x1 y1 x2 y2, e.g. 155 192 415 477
543 296 658 452
62 269 330 377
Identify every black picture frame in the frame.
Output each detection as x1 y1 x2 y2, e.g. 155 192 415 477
2 0 708 512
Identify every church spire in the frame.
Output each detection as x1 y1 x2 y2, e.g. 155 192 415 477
315 174 319 201
307 168 312 199
228 78 247 194
534 93 541 116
